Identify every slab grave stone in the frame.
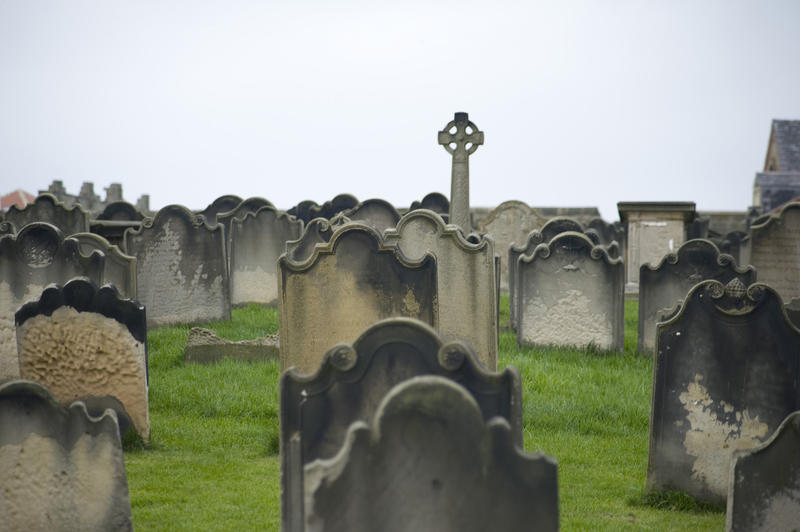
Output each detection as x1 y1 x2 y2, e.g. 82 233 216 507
196 194 243 225
0 223 104 379
438 112 483 233
749 202 800 302
638 239 756 353
478 200 548 292
71 232 137 299
0 379 133 531
726 410 800 532
229 206 303 306
516 231 624 351
341 199 401 233
123 204 231 328
184 327 279 363
278 222 437 374
281 317 524 532
384 209 497 369
303 375 558 532
4 193 91 236
15 278 149 441
409 192 449 218
647 280 800 504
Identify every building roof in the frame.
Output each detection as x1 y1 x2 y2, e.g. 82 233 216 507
1 189 35 211
765 120 800 172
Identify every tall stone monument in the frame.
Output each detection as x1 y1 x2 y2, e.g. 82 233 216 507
438 112 483 233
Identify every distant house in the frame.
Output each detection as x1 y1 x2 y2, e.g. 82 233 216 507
1 189 35 211
753 120 800 213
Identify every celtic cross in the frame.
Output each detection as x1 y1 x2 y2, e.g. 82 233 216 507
438 112 483 232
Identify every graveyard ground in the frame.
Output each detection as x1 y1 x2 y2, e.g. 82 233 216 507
124 298 725 531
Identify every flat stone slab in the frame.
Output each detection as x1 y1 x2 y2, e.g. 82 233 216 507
184 327 279 363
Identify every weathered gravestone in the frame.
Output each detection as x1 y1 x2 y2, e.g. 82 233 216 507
278 223 437 374
303 375 558 532
726 410 800 532
384 209 498 369
478 200 547 291
0 380 133 531
196 194 243 225
123 204 231 328
749 202 800 302
288 194 359 225
229 206 303 306
71 232 137 299
15 279 149 441
184 326 279 363
647 280 800 504
638 239 756 354
216 196 275 249
0 221 15 236
341 199 401 233
90 200 146 247
4 193 91 236
516 232 624 351
284 218 336 264
0 223 104 379
280 318 523 531
438 112 483 233
409 192 450 218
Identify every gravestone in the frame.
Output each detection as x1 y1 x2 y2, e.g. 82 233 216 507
341 199 401 233
5 193 91 236
229 206 303 306
409 192 449 217
280 318 523 531
0 221 15 236
717 230 748 267
184 327 279 363
16 279 149 441
0 380 133 531
385 209 498 369
749 202 800 302
586 217 625 247
539 217 586 241
196 194 243 225
0 223 104 379
90 201 145 247
216 197 275 246
278 223 437 374
288 194 359 224
508 230 545 331
71 232 137 299
284 218 336 263
438 112 483 232
647 280 800 504
478 200 548 291
516 232 624 351
303 375 558 532
726 411 800 532
123 204 231 328
638 239 756 353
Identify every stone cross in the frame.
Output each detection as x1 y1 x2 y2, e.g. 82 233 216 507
438 112 483 232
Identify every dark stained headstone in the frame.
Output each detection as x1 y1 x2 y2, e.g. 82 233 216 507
95 201 145 222
341 199 400 233
0 221 15 236
302 375 558 532
409 192 450 217
90 201 146 247
196 194 243 225
288 194 359 224
71 232 137 299
123 204 231 327
647 280 800 504
278 223 437 374
0 223 104 378
726 411 800 532
638 239 756 353
5 193 90 235
15 279 149 441
718 230 748 267
280 318 524 532
0 380 133 531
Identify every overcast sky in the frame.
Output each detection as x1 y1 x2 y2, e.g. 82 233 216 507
1 0 799 221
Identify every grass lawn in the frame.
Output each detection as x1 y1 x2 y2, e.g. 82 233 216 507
125 298 725 530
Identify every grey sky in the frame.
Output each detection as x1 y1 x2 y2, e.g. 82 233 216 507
1 0 799 220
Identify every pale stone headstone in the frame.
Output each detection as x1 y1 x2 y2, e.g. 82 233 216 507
638 239 756 353
229 206 303 306
385 209 497 369
341 198 400 233
647 280 800 504
184 327 279 363
280 318 522 531
478 200 548 291
4 193 91 236
278 223 437 374
516 232 624 351
71 232 138 299
0 380 133 531
726 410 800 532
123 204 231 328
0 223 104 379
438 112 483 233
749 202 800 302
16 279 149 441
303 375 558 532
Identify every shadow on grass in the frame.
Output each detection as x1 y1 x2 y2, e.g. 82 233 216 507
629 490 725 514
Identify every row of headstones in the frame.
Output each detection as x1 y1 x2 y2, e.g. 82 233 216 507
506 217 625 352
279 318 559 532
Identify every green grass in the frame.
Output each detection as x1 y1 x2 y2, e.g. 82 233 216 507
125 299 725 530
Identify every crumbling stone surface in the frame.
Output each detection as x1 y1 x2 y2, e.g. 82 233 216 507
184 327 279 363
